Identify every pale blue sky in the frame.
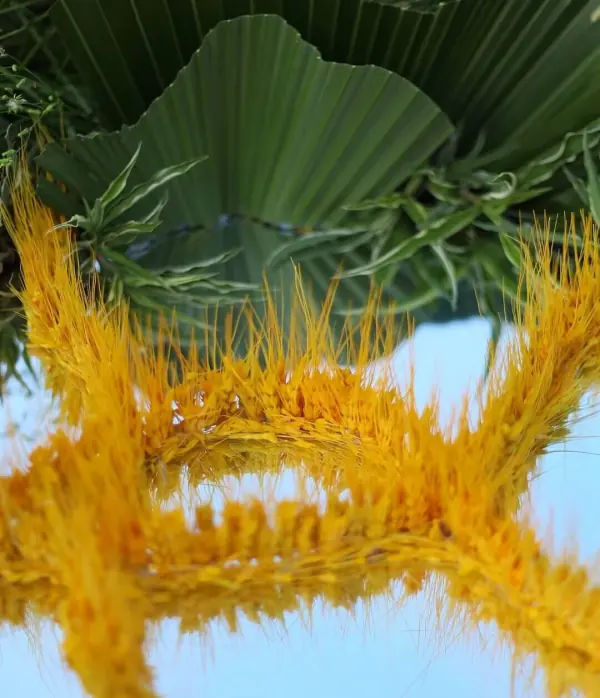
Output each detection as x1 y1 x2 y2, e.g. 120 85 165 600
0 317 597 698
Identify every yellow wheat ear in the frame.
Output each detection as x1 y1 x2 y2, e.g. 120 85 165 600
3 169 600 698
465 215 600 515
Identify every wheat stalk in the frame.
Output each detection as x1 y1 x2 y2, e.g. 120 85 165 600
1 170 600 697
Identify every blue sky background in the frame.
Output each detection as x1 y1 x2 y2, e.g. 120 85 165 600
0 316 598 698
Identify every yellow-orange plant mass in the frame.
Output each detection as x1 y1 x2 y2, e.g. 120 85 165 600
1 170 600 698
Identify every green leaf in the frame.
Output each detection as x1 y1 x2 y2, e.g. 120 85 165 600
403 199 429 226
51 0 600 171
153 248 245 276
373 263 397 289
480 172 517 201
431 243 459 309
37 15 453 345
340 206 479 278
267 228 365 269
342 192 408 212
137 195 169 225
499 230 522 270
426 175 463 205
562 166 590 209
100 193 169 245
478 253 522 305
583 129 600 224
102 220 163 243
272 232 374 269
400 0 600 170
103 157 205 226
513 117 600 190
99 141 142 210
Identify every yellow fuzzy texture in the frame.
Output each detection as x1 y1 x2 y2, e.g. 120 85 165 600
1 171 600 697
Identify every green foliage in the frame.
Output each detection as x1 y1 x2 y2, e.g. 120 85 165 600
0 0 97 386
49 0 600 171
36 15 453 347
0 0 599 372
564 129 600 227
62 143 203 248
45 142 257 331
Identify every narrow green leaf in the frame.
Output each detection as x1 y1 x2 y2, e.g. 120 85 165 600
562 167 589 209
106 276 124 304
267 228 365 269
583 130 600 224
160 248 243 275
100 196 168 244
103 157 205 226
103 221 162 243
498 186 552 208
88 200 105 231
340 207 479 278
343 192 408 212
480 172 517 201
99 142 142 209
515 117 600 189
373 263 397 289
426 177 462 205
479 256 521 303
138 194 169 224
275 232 374 268
431 243 458 309
499 230 522 270
402 198 429 225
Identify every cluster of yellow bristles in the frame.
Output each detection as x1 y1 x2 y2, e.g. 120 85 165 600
1 169 600 698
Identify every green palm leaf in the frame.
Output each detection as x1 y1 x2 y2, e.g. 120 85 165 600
37 15 453 348
24 0 599 356
50 0 600 172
